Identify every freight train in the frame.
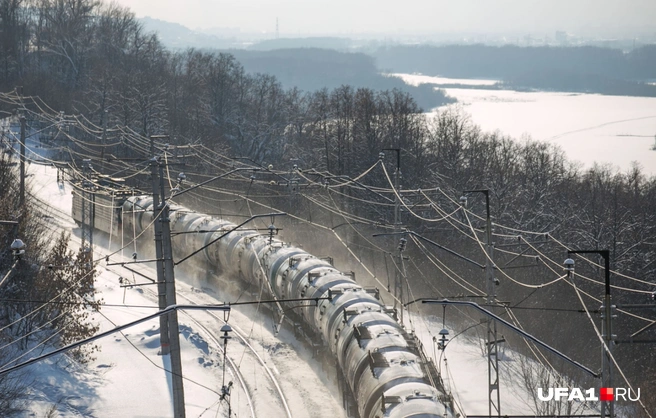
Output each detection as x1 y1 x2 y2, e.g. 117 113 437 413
72 185 456 418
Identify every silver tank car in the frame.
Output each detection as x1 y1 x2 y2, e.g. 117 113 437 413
101 195 455 418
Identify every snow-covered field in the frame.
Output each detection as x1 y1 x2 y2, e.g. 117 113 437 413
388 73 499 86
393 73 656 176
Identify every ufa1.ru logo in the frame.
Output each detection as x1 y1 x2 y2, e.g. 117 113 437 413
538 387 640 402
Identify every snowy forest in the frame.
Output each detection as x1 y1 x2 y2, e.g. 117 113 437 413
1 0 656 416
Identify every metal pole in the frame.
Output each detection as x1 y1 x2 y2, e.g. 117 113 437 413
484 191 501 418
602 252 614 418
81 160 94 271
100 109 107 162
19 115 25 207
159 159 186 418
568 250 613 418
395 167 403 325
219 324 233 417
465 189 501 418
223 329 229 417
383 148 403 325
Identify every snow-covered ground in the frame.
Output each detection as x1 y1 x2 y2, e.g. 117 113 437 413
23 164 560 417
23 161 345 417
392 73 656 175
388 73 500 86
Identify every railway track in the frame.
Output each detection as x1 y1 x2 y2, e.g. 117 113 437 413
118 262 264 418
116 258 292 418
176 291 293 418
175 308 256 418
28 187 292 418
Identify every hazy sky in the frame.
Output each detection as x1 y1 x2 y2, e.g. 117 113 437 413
114 0 656 36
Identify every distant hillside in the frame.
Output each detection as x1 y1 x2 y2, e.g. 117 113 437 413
374 44 656 96
139 19 355 51
221 48 453 109
139 17 239 49
129 19 453 109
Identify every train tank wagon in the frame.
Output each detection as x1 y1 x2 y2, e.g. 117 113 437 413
75 193 455 418
71 181 134 238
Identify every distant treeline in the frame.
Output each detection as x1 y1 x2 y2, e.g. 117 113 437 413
222 48 454 109
374 44 656 96
248 37 353 51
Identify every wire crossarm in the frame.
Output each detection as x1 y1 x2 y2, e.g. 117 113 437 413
418 299 599 378
0 304 230 376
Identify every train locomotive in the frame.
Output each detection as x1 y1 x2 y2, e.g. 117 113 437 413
73 187 456 418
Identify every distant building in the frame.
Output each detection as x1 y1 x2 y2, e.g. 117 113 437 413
555 30 569 45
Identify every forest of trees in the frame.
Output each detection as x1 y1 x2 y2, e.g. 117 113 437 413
222 48 453 109
374 44 656 96
0 153 100 415
1 0 656 416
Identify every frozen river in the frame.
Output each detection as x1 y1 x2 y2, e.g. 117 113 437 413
395 73 656 176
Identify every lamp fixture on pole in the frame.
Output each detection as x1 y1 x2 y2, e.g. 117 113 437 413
220 324 233 417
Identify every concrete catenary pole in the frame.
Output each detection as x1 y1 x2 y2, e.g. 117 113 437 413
158 157 186 418
150 157 170 356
